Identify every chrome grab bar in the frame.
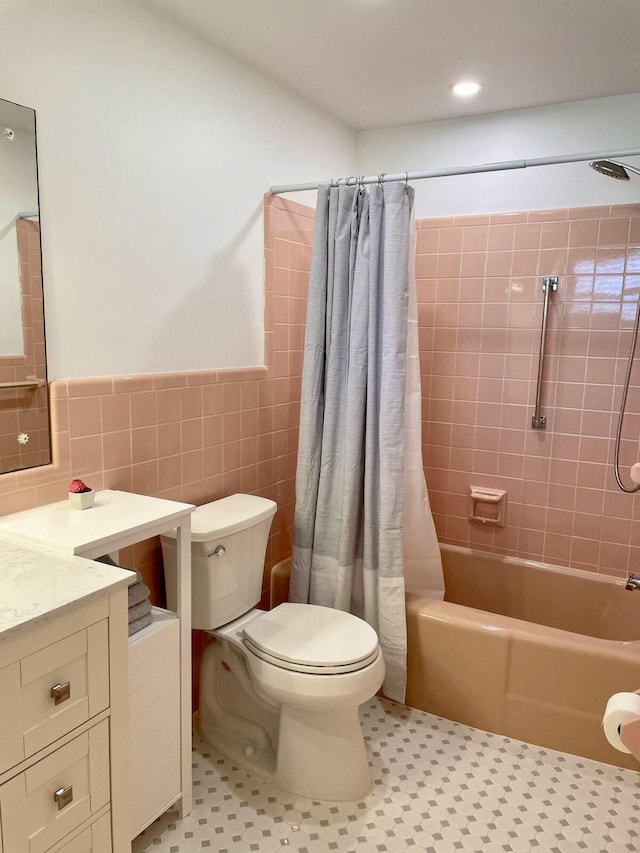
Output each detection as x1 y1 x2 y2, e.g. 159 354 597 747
531 276 558 429
0 379 43 389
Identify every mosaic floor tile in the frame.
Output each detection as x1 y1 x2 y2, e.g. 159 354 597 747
132 698 640 853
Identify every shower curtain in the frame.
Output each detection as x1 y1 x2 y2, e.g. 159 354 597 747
290 181 443 703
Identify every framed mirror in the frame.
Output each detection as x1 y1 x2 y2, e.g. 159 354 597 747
0 97 50 475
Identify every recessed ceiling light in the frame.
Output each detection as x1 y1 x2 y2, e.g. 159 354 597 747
451 80 483 98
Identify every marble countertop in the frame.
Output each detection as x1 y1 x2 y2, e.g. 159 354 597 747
0 537 134 638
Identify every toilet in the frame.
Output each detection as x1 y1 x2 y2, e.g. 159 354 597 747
161 493 385 801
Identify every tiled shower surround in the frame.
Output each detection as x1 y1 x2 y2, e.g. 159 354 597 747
418 203 640 576
1 197 640 602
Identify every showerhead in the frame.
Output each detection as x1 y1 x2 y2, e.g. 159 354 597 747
590 159 640 181
590 160 630 180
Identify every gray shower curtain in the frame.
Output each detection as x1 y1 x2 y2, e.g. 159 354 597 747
290 181 442 702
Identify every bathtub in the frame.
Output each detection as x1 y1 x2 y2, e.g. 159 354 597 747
270 545 640 770
407 544 640 770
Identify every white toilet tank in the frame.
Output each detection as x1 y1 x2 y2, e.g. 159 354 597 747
161 494 277 630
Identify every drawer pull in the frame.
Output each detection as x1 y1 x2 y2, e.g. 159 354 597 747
54 785 73 810
50 681 71 705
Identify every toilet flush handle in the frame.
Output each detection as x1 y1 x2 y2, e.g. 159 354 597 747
206 544 226 558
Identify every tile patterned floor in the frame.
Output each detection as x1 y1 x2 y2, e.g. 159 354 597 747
132 698 640 853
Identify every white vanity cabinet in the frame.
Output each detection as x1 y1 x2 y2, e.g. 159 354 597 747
0 541 131 853
0 490 195 843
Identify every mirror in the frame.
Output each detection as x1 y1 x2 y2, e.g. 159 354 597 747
0 97 50 475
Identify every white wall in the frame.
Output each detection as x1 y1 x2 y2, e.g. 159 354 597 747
0 0 355 379
357 95 640 219
0 122 38 356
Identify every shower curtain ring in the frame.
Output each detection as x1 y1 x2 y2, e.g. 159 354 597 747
405 171 409 186
378 173 386 187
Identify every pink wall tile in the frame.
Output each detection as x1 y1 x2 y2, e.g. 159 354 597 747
460 252 486 277
487 224 514 252
132 460 159 496
102 430 132 470
599 217 631 246
462 225 489 252
422 202 640 576
486 251 513 277
541 221 570 249
416 229 439 253
182 419 203 452
156 389 182 423
203 385 223 415
438 227 463 253
568 219 599 247
437 253 462 278
132 425 158 464
514 222 542 250
101 394 131 433
68 397 102 438
159 421 182 457
130 391 157 428
181 387 203 420
570 536 600 566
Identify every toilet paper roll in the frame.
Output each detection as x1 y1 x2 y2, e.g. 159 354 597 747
630 463 640 485
602 692 640 753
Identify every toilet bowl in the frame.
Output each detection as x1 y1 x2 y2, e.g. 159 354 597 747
161 494 385 801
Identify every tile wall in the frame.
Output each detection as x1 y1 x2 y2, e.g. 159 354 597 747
419 203 640 577
2 197 639 630
264 197 640 580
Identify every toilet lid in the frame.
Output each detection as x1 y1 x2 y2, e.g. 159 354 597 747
242 603 380 674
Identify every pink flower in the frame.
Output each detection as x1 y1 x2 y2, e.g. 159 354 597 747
69 478 91 493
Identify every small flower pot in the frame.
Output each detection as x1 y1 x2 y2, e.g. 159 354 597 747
69 490 95 510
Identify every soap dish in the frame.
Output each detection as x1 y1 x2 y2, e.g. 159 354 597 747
469 486 506 526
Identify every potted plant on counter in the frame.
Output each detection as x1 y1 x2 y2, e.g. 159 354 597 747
68 478 95 510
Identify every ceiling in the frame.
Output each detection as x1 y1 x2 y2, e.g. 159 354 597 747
145 0 640 131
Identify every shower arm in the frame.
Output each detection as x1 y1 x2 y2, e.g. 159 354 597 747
612 162 640 177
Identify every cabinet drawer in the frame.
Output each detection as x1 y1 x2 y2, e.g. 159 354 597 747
0 621 109 773
46 812 111 853
0 720 110 853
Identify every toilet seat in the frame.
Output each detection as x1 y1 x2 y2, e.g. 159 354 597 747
243 638 381 675
241 603 380 676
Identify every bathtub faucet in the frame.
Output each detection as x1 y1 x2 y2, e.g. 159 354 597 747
626 573 640 591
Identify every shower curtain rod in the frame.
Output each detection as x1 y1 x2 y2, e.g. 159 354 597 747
268 146 640 195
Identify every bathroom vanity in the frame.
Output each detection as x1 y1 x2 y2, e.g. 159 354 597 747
0 490 195 847
0 539 131 852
